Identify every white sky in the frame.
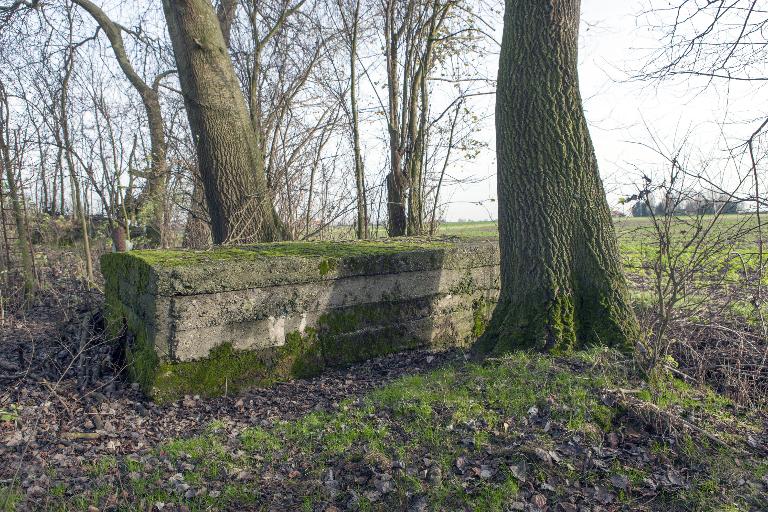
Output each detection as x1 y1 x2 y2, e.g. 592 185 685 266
442 0 768 221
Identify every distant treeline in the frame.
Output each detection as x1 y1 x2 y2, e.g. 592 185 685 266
631 193 742 217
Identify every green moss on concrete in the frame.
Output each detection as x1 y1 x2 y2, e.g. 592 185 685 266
101 252 154 296
101 238 501 401
126 325 160 393
120 296 491 401
283 328 324 379
471 297 493 339
151 343 271 402
147 329 326 402
318 257 337 277
125 240 451 269
449 270 478 295
100 262 159 394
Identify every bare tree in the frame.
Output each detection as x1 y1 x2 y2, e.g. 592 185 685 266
0 79 35 298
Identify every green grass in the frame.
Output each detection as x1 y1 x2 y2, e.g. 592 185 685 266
21 349 764 511
0 486 22 512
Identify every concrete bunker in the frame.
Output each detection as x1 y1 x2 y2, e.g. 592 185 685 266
101 238 500 401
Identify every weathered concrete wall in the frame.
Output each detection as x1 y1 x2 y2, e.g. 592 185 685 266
101 238 500 401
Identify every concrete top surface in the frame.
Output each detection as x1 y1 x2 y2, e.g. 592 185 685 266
101 237 500 297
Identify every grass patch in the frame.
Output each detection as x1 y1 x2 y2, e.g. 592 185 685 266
26 350 766 511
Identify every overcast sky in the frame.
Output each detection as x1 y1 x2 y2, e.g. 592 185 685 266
442 0 768 220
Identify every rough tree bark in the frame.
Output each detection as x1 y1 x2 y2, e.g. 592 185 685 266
162 0 285 244
473 0 638 355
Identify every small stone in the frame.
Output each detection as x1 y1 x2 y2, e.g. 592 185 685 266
509 502 526 511
5 431 23 448
479 465 494 479
83 420 95 430
606 432 619 449
595 486 615 505
208 490 221 498
527 405 539 417
87 506 99 512
532 447 552 465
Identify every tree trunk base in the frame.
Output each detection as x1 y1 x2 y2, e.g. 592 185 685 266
472 290 636 357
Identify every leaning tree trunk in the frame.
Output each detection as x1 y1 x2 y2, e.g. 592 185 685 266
72 0 170 248
162 0 285 244
473 0 638 355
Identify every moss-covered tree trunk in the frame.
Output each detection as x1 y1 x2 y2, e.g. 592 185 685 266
162 0 285 244
473 0 638 355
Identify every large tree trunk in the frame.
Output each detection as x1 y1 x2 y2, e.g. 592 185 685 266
473 0 638 355
162 0 285 244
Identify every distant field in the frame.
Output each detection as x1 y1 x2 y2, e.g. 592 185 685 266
327 216 764 280
435 214 761 239
433 215 764 284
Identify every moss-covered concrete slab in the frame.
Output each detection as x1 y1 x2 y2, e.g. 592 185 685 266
101 237 500 401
